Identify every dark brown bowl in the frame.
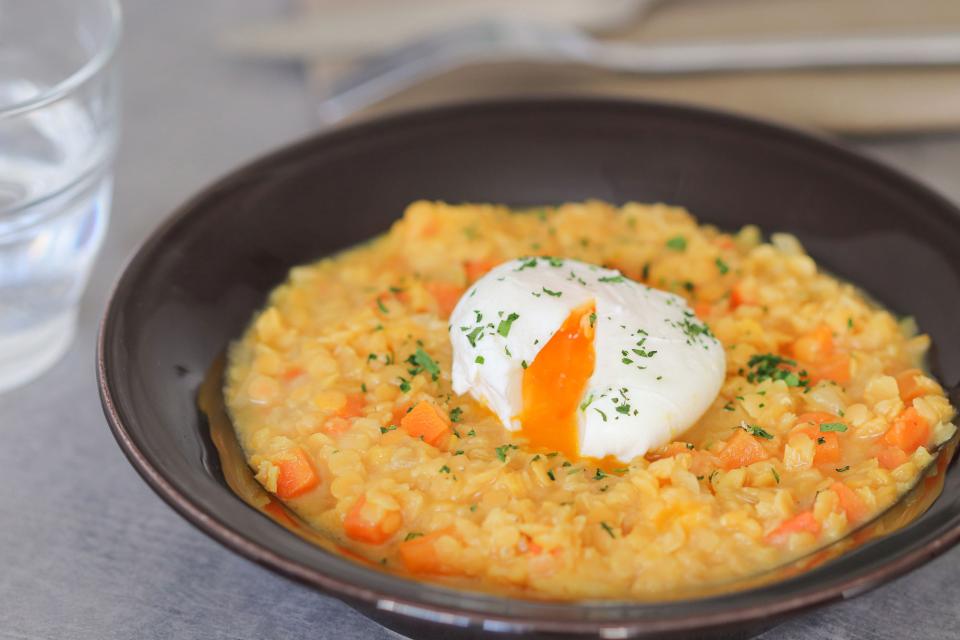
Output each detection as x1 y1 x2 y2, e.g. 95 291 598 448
98 99 960 639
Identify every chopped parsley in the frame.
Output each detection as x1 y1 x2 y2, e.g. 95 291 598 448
615 404 631 415
666 312 717 347
497 312 520 337
772 468 781 484
739 421 774 439
820 422 848 432
723 401 735 412
521 360 528 369
817 436 826 445
406 347 441 381
715 257 730 274
836 466 850 473
600 522 616 538
515 257 538 271
404 532 423 541
594 408 608 422
542 286 562 297
397 377 411 393
475 355 485 364
666 236 687 251
449 407 463 423
495 443 518 462
380 424 398 434
547 257 564 267
594 468 608 480
439 465 451 474
547 469 556 481
598 275 625 284
589 312 597 328
746 353 809 388
466 326 484 348
376 298 389 313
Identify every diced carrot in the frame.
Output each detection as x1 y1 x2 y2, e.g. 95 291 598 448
810 352 851 385
343 496 403 545
399 527 457 574
391 402 413 426
792 325 834 363
401 402 451 446
272 448 320 499
799 428 841 465
281 366 304 381
464 259 498 283
419 217 441 237
338 392 366 419
882 406 930 453
895 368 926 402
425 281 464 317
791 326 850 384
795 413 845 465
831 481 868 525
877 447 909 470
765 511 821 545
693 301 712 318
718 430 770 470
730 280 756 308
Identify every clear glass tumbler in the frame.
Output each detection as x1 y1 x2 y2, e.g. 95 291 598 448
0 0 121 392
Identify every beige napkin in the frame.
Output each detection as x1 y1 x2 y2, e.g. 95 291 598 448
247 0 960 133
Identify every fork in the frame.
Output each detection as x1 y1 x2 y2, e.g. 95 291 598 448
316 20 960 123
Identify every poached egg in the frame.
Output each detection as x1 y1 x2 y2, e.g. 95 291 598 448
449 257 725 462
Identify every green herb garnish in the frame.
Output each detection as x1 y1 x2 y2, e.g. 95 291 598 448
666 236 687 251
495 444 518 462
497 312 520 337
740 422 774 439
746 353 808 388
406 347 441 381
820 422 848 433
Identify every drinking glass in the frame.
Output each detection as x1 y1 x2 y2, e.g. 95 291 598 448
0 0 121 392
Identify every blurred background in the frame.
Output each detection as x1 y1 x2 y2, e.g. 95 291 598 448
227 0 960 133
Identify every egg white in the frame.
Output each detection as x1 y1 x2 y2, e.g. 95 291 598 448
449 257 725 461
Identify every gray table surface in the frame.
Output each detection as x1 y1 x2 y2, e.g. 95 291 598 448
3 2 960 638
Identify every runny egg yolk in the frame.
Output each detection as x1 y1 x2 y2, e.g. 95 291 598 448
518 302 595 459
